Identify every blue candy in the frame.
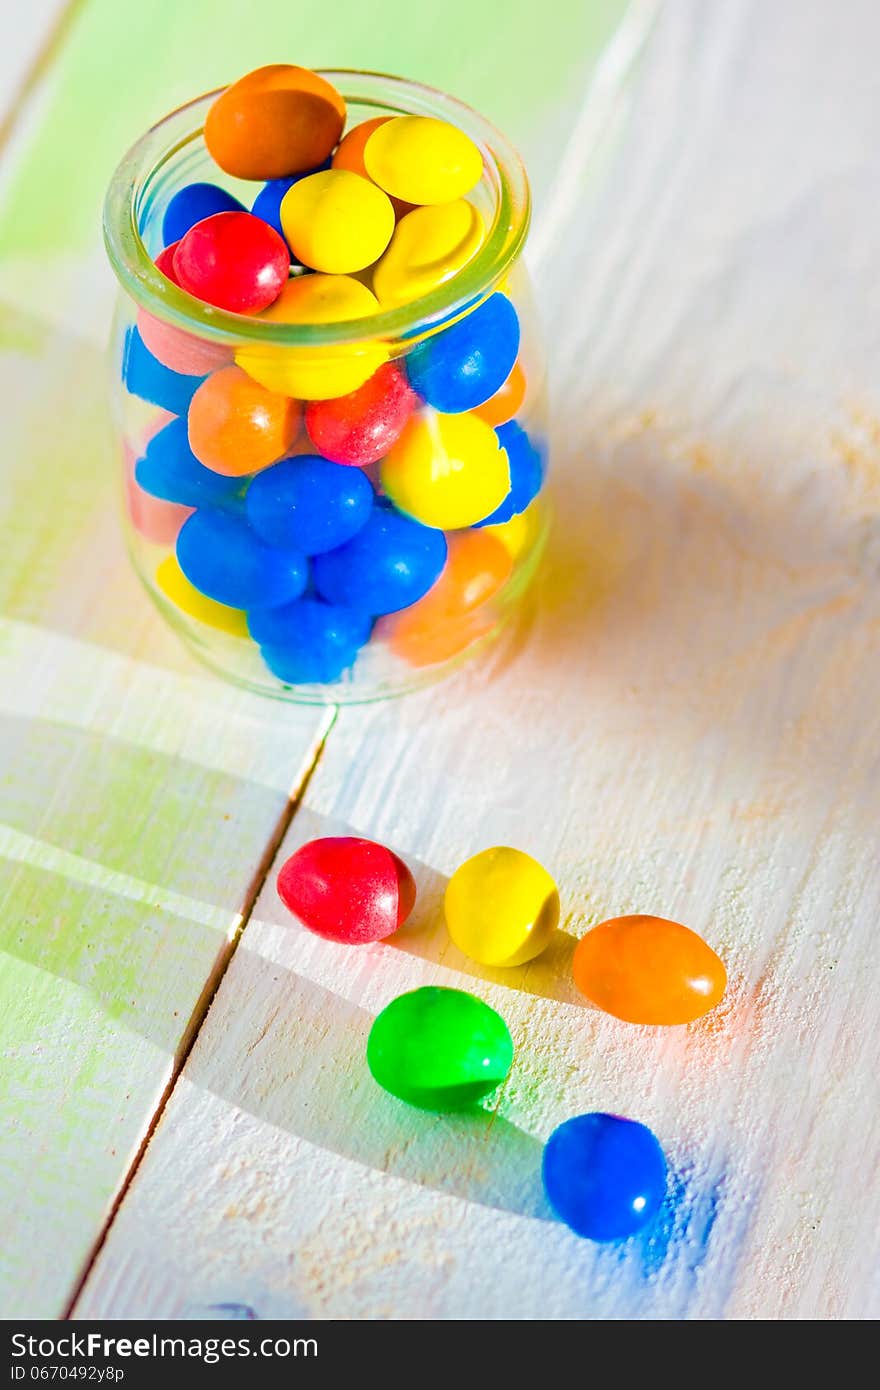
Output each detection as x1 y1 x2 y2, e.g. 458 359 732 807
313 509 447 616
542 1113 668 1242
246 455 373 555
122 326 204 415
162 182 246 246
406 294 520 413
251 160 331 258
475 421 546 526
252 598 372 684
176 509 307 611
135 418 244 510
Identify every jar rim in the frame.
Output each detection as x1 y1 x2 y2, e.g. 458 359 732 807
103 70 531 349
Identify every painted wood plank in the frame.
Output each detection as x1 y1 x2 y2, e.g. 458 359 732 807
0 166 332 1324
77 0 880 1320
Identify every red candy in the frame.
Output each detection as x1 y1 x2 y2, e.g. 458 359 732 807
173 212 290 314
138 242 232 375
304 362 417 467
277 836 417 944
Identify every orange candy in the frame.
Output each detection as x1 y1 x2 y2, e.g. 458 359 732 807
205 65 345 180
572 915 727 1026
379 529 512 667
187 365 301 476
332 117 413 218
473 360 527 427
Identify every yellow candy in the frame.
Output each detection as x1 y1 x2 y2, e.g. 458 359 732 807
444 847 560 967
484 498 544 560
235 275 386 400
373 201 485 306
155 555 249 637
280 169 395 273
364 116 483 206
380 409 510 529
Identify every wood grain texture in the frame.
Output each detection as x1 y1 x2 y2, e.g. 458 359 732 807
76 0 880 1321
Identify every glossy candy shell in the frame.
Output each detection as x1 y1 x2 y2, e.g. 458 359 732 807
572 915 727 1025
187 365 301 476
204 65 345 180
304 363 417 467
444 846 560 967
245 455 374 554
173 212 290 314
542 1113 668 1242
277 836 415 943
406 293 520 413
366 986 513 1110
176 509 307 611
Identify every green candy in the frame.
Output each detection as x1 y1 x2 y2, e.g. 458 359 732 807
366 986 514 1111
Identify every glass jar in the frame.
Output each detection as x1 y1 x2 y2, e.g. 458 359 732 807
104 72 549 704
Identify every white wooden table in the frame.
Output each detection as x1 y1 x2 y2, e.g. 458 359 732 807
1 0 878 1321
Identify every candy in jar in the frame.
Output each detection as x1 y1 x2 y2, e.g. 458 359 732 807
204 65 345 179
176 508 308 610
313 508 447 615
406 293 520 413
380 410 510 529
245 454 374 554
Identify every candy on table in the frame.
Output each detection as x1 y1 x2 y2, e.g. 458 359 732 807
377 529 512 667
279 168 395 273
138 243 233 377
245 454 374 554
313 507 447 615
331 116 413 218
176 508 307 610
304 362 417 467
173 212 290 313
234 275 386 400
254 598 372 684
363 115 483 205
366 986 513 1110
122 326 204 415
161 181 246 246
250 159 331 249
134 416 245 509
204 64 345 179
187 365 301 476
155 554 249 638
473 359 527 427
542 1113 668 1242
372 200 485 307
572 915 727 1025
444 845 559 967
406 293 520 413
276 836 415 943
380 409 510 529
475 420 545 526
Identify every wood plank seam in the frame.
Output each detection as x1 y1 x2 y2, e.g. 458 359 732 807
61 704 338 1320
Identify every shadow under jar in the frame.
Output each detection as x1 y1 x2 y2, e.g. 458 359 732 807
104 71 549 704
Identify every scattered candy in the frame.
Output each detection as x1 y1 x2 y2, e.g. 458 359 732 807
155 554 249 637
173 212 290 313
135 416 244 508
475 421 545 526
122 326 203 415
176 508 307 610
187 365 301 476
304 362 417 466
364 115 482 205
254 597 372 684
280 168 395 274
162 181 246 246
246 454 373 554
572 915 727 1025
542 1114 668 1241
204 65 345 180
380 409 510 529
406 293 520 413
444 846 559 967
235 274 386 399
277 836 415 943
366 986 513 1110
313 508 447 614
373 200 484 307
